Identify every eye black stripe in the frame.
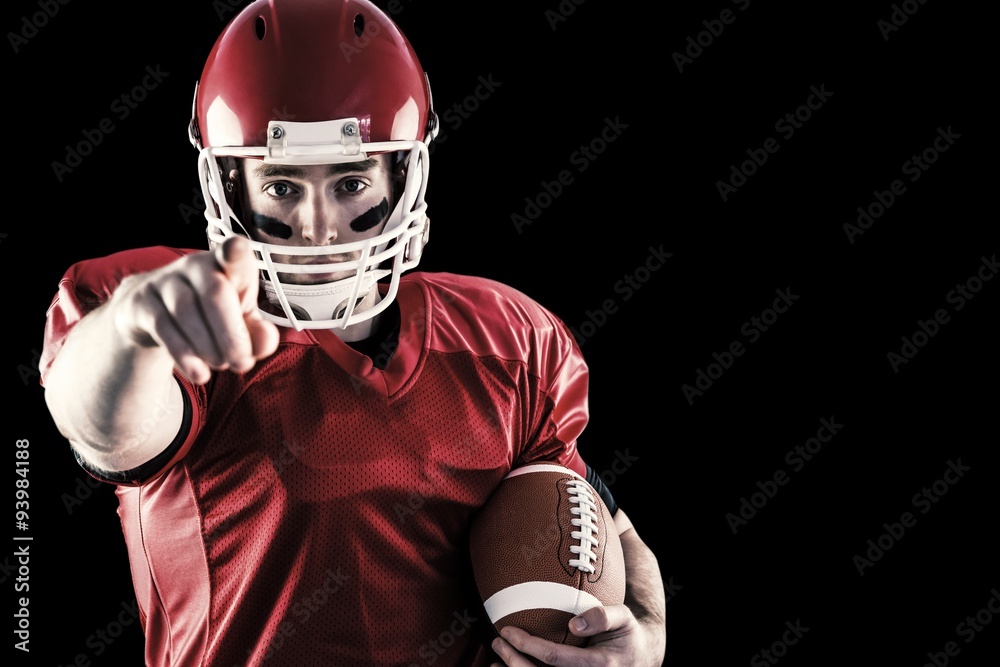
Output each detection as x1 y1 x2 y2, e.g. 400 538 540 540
251 213 293 239
350 197 389 232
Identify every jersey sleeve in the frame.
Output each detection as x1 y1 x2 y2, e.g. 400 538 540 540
40 246 208 487
519 307 621 514
512 293 590 479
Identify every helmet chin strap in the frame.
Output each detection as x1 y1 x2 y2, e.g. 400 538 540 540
261 267 389 324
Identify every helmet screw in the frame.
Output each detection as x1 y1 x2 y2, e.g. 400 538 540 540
270 126 284 139
344 123 357 136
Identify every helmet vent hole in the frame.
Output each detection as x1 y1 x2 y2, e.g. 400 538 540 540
354 13 364 37
255 16 266 40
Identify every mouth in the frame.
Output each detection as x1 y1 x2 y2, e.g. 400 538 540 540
265 250 367 285
276 254 352 277
271 265 359 285
272 249 361 264
278 271 346 285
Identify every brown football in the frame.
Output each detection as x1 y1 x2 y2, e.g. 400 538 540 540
469 463 626 651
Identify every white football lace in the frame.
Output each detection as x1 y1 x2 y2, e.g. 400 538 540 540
566 480 600 573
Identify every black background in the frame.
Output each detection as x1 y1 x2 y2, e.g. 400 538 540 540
6 1 997 665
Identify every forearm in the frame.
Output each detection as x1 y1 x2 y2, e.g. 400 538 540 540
617 511 667 661
43 297 183 471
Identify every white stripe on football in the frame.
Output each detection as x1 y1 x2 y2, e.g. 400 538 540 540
469 463 626 647
483 581 605 620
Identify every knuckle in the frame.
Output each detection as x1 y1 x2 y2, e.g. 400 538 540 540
199 270 229 300
539 647 561 665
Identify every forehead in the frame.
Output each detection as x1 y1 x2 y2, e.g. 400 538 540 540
244 155 389 180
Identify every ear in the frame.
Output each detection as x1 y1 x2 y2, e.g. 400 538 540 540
393 161 406 191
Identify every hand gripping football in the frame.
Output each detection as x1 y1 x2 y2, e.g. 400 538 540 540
469 463 626 650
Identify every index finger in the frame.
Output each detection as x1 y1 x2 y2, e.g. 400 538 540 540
214 235 261 309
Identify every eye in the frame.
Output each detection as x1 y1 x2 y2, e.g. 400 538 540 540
340 178 368 194
263 182 294 197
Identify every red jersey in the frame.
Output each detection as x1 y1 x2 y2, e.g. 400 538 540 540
41 246 590 667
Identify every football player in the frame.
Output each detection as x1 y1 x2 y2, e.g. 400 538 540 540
40 1 666 665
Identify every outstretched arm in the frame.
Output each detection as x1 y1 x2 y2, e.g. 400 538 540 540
43 237 278 474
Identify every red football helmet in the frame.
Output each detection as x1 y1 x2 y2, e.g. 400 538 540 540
189 0 438 330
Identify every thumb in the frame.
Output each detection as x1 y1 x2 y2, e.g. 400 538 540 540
214 236 260 309
568 603 632 638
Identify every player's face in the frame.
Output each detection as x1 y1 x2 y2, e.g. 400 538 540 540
237 154 397 285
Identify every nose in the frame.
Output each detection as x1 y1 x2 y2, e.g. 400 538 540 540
299 192 339 245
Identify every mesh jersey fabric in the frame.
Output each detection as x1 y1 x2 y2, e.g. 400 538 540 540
40 246 591 667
